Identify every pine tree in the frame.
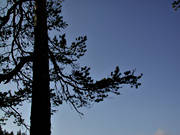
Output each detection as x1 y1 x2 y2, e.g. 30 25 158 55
0 0 142 135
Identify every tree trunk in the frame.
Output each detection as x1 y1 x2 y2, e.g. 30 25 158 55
30 0 51 135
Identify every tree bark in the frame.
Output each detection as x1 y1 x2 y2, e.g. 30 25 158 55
30 0 51 135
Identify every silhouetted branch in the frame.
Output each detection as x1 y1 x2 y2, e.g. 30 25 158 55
10 107 30 130
0 0 32 28
1 107 30 130
0 55 33 83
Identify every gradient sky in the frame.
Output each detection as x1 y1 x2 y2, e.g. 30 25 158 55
51 0 180 135
1 0 180 135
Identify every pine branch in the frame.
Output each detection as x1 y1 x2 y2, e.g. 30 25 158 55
0 55 33 83
0 0 32 28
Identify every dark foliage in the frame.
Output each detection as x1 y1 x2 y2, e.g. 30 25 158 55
0 0 142 133
172 0 180 10
0 126 26 135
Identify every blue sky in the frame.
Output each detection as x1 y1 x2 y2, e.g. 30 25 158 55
1 0 180 135
51 0 180 135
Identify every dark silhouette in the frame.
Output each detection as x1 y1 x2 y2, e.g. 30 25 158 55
172 0 180 10
0 126 26 135
0 126 13 135
31 1 51 135
0 0 142 135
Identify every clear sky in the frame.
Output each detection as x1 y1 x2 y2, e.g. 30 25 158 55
51 0 180 135
1 0 180 135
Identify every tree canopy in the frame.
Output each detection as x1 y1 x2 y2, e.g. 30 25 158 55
0 0 142 134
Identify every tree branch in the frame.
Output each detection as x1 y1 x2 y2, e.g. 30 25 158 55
0 0 33 28
0 55 33 83
10 106 30 130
